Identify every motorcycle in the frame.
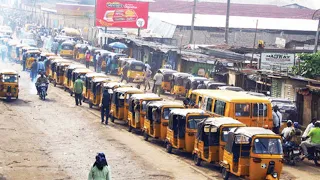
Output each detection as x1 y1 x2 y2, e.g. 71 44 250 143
283 141 302 165
39 83 48 100
302 146 320 166
300 137 320 165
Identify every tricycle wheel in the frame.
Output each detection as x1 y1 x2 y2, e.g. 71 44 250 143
128 125 132 132
222 168 230 180
166 143 172 153
111 116 115 123
143 132 149 141
89 102 93 108
193 154 201 166
54 81 56 87
6 97 11 101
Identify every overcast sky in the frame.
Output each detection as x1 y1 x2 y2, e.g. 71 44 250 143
193 0 320 9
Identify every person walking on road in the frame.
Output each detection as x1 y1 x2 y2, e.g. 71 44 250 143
73 76 84 106
144 67 152 91
97 52 103 73
272 105 282 134
153 70 164 96
30 59 38 82
93 52 97 72
22 50 27 71
85 50 91 68
101 89 111 125
120 63 129 83
88 153 111 180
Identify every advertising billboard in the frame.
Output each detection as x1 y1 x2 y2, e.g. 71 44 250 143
96 0 149 28
260 53 295 70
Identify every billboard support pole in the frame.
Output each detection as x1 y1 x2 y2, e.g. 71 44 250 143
94 0 97 26
138 28 141 37
189 0 197 44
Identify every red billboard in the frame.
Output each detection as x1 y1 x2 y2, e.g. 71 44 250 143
96 0 149 28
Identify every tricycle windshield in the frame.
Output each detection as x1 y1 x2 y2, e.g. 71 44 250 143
187 115 209 129
1 74 18 83
130 64 144 71
163 108 176 120
252 138 283 155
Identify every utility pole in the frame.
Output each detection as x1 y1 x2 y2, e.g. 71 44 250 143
189 0 197 44
224 0 231 44
314 19 320 53
313 9 320 53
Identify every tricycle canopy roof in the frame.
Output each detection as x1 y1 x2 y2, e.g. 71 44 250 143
92 77 111 83
172 72 193 78
147 101 183 108
73 68 92 73
103 82 130 88
67 64 86 70
204 81 226 86
127 60 145 65
85 73 107 78
0 69 18 74
187 76 208 82
159 69 177 74
61 41 76 46
130 93 161 100
200 117 244 128
52 59 71 63
170 109 206 117
231 127 276 138
114 87 143 94
57 62 73 66
75 44 88 48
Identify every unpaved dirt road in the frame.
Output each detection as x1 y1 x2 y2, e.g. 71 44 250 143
0 60 319 180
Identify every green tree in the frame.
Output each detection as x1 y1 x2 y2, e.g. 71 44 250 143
293 52 320 78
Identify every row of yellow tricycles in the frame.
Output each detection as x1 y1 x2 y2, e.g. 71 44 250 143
108 85 283 180
7 40 56 70
38 55 283 180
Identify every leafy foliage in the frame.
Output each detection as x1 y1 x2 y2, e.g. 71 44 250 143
292 52 320 79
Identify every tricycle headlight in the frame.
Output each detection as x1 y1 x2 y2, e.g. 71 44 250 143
272 172 278 178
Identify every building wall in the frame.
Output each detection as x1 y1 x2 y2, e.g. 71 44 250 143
282 79 308 102
228 70 236 86
173 26 315 47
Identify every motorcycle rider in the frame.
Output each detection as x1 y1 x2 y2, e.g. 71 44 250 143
300 121 320 158
36 72 48 95
302 118 317 138
281 120 295 142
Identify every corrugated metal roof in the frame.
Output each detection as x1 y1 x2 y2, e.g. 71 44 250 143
149 12 318 32
147 16 177 38
149 0 315 19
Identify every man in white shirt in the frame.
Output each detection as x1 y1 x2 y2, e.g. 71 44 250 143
153 70 164 96
281 120 295 141
272 105 282 134
302 118 317 138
